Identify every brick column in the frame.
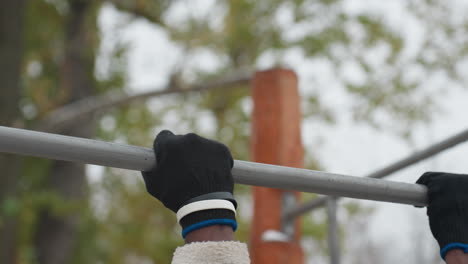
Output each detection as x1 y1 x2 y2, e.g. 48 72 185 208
249 68 304 264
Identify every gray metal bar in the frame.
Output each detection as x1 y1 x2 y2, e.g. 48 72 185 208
327 197 340 264
282 198 326 221
0 126 156 171
0 126 428 206
284 127 468 220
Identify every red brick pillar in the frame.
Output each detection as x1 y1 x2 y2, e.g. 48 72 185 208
249 68 304 264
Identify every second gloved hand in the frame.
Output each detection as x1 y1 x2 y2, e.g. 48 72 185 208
416 172 468 259
142 130 237 238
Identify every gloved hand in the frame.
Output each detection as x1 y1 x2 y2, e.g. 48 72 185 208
416 172 468 259
142 130 237 238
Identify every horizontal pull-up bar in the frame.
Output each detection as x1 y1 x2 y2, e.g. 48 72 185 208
283 127 468 220
0 126 427 206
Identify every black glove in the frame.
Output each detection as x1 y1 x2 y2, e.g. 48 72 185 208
142 130 237 237
416 172 468 259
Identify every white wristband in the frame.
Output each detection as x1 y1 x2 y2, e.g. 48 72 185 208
176 199 236 223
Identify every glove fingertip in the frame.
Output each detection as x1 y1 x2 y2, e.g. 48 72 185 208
154 130 175 147
157 129 175 138
220 144 234 169
416 171 438 185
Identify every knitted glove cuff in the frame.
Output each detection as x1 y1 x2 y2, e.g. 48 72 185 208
430 216 468 249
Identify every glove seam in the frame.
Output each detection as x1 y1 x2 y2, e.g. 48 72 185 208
182 192 237 208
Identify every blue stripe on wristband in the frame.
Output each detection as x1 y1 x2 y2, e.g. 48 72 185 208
181 219 238 238
440 243 468 260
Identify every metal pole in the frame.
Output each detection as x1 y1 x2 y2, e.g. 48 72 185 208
283 127 468 220
0 126 156 171
327 197 340 264
0 126 428 206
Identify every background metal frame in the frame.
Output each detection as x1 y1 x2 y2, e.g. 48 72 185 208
283 127 468 221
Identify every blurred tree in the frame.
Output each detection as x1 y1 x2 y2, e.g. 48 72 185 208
0 0 26 263
32 1 99 263
2 0 468 263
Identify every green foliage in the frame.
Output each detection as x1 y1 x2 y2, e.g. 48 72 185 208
87 174 181 263
1 197 21 218
302 211 328 245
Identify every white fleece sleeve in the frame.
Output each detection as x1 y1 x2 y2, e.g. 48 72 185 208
171 241 250 264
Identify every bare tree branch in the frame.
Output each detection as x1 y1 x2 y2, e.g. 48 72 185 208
106 0 166 26
37 70 252 133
